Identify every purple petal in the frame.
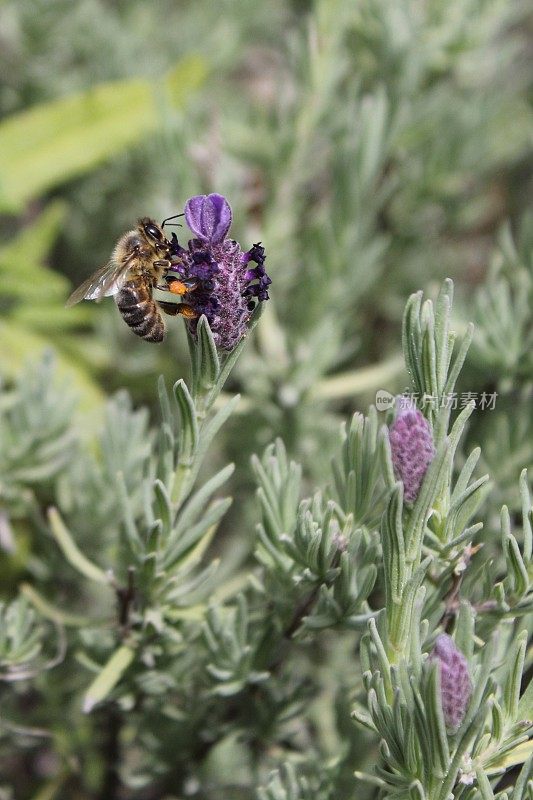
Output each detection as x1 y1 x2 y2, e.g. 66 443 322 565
184 194 232 244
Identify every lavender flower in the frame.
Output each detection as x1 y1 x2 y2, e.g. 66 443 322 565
429 634 472 731
389 405 435 503
167 194 271 350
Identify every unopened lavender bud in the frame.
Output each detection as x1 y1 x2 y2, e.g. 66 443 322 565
389 406 435 503
331 523 348 553
429 634 472 731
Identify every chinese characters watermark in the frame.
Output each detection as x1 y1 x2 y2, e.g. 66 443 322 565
375 390 498 412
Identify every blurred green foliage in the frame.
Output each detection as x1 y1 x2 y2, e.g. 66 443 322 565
0 0 532 797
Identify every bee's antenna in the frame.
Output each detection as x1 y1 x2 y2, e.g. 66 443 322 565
162 213 185 228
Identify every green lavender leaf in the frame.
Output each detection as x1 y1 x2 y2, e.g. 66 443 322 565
82 644 135 713
48 507 108 584
0 56 206 211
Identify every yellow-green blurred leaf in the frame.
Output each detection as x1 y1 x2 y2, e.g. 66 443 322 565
0 56 207 211
48 507 109 585
83 645 135 713
20 583 94 628
0 201 69 299
487 740 533 773
11 304 94 332
517 678 533 724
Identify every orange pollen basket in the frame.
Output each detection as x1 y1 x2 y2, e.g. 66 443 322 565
178 304 198 319
168 280 188 296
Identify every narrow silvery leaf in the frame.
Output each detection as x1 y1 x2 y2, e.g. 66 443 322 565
197 394 240 462
389 560 430 657
380 424 396 489
173 379 199 459
405 440 449 561
491 698 504 742
420 303 438 403
153 479 173 535
476 766 496 800
505 533 528 598
511 755 533 798
519 469 532 562
205 302 264 409
408 781 426 800
452 447 481 500
457 632 498 736
165 560 219 602
353 562 377 609
435 707 486 800
434 279 452 394
516 676 533 725
443 322 474 396
411 680 434 779
502 631 527 722
195 315 221 395
176 463 234 533
403 290 424 395
164 497 233 568
368 617 392 699
20 583 91 628
48 507 108 585
116 471 143 557
381 484 406 605
351 707 377 732
408 586 426 676
454 601 475 661
83 645 134 713
447 401 475 459
157 375 174 434
424 664 450 777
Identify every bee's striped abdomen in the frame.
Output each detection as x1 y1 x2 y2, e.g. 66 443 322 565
115 279 165 343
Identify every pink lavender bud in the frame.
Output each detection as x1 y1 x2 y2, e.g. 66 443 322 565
389 406 435 503
168 195 271 350
429 634 472 731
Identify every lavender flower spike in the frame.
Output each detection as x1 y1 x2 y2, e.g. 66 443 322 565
168 194 271 350
389 404 435 503
429 634 472 731
184 194 232 245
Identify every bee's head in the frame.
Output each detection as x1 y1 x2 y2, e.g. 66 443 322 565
139 218 169 253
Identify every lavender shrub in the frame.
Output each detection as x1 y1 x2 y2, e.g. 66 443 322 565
0 276 531 800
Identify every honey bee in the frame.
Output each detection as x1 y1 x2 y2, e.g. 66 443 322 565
66 217 198 343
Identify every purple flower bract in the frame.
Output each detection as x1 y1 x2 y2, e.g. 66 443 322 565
389 406 435 503
429 634 472 731
184 193 232 245
168 194 271 350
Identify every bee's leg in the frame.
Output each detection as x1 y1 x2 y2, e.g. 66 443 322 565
152 259 172 292
158 301 199 319
158 301 181 317
176 304 198 319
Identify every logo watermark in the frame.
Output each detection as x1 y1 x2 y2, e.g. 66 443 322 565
375 389 395 411
375 390 498 412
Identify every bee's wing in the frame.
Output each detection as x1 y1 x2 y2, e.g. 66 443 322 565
66 258 133 307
